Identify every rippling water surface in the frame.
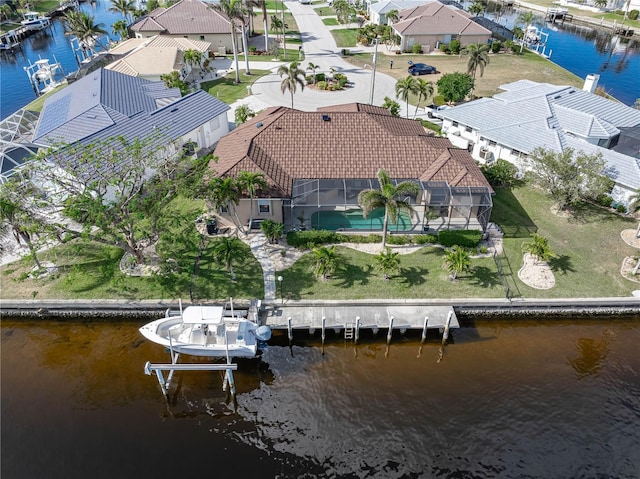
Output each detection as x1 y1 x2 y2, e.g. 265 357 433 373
2 319 639 478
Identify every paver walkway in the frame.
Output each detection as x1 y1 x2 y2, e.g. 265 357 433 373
248 233 277 303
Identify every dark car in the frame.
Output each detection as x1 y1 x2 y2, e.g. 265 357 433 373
408 63 436 75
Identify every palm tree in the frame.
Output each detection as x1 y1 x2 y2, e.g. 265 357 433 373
443 245 472 280
255 0 269 51
310 245 338 280
594 0 607 9
111 19 129 41
260 219 284 243
210 0 243 83
207 177 244 231
183 49 203 82
395 76 418 119
63 11 108 49
237 171 267 235
468 1 484 16
0 4 13 21
234 104 256 124
516 10 540 52
522 233 555 264
386 8 399 24
306 62 320 84
358 168 419 249
277 61 306 108
212 236 245 280
374 247 400 280
382 96 400 117
109 0 135 23
413 78 435 119
461 43 490 98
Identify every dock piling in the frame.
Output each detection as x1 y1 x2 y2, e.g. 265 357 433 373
321 316 326 346
387 316 394 345
287 316 293 342
421 316 429 343
355 316 360 343
442 311 452 346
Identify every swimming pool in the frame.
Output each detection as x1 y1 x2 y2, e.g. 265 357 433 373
310 208 413 231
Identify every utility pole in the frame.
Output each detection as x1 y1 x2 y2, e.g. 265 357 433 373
369 39 378 105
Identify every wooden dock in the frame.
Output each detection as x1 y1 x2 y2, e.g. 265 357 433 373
262 303 459 340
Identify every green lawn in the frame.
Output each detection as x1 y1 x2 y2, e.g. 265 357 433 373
490 186 637 298
277 246 504 300
322 18 339 25
202 69 271 104
314 7 334 16
330 28 359 48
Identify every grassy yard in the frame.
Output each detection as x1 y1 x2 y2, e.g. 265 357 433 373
0 197 264 301
202 69 271 104
330 28 360 48
314 7 335 16
344 49 583 104
251 13 299 35
322 18 339 26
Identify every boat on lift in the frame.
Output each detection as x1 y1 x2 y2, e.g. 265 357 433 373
139 299 272 358
21 12 51 31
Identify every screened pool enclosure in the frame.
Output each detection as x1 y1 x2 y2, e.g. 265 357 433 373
282 179 493 233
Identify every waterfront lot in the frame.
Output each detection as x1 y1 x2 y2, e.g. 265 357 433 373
1 186 637 300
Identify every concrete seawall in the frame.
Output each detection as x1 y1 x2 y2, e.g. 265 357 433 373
1 298 639 321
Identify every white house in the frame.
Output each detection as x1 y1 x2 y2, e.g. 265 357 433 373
441 77 640 205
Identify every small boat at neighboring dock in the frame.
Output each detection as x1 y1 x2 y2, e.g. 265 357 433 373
24 57 65 95
20 12 51 31
139 300 272 358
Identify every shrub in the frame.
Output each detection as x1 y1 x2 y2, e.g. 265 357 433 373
419 119 442 135
433 94 445 106
315 72 326 82
387 235 411 245
596 194 614 208
334 73 347 81
491 41 501 54
629 9 639 20
437 230 483 248
317 81 328 90
478 245 489 254
481 159 519 188
415 234 437 244
412 43 423 54
306 75 315 83
449 39 461 54
286 230 342 247
337 77 348 88
249 45 257 53
616 204 627 213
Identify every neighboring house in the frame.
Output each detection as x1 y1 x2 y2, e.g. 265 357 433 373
130 0 236 55
368 0 431 25
210 103 494 233
32 68 230 163
441 77 640 205
106 36 211 82
392 1 491 52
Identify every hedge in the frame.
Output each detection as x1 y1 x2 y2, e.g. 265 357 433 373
437 230 483 248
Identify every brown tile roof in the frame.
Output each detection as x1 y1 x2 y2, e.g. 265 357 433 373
211 104 491 196
131 0 231 35
394 1 491 36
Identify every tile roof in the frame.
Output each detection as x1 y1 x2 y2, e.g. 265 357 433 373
212 104 491 196
393 1 491 36
131 0 232 35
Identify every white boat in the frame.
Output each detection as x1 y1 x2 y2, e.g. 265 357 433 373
139 301 272 358
21 12 51 31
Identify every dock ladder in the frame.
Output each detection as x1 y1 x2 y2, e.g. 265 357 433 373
344 321 354 341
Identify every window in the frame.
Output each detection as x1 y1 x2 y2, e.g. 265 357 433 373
452 121 459 127
488 140 496 147
200 35 205 41
258 199 271 214
219 205 229 213
465 126 472 133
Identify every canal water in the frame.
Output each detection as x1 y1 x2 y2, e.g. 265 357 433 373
1 0 639 119
2 318 639 478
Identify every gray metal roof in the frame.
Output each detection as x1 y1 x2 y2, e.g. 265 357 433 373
33 69 181 145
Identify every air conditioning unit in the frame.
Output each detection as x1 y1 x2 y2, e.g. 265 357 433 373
480 148 493 162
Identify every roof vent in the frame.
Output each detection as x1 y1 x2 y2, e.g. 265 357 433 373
170 107 178 112
256 122 263 128
322 114 330 121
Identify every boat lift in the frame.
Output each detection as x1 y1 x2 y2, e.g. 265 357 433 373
143 299 240 399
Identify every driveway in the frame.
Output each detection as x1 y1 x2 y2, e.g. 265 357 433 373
247 0 407 114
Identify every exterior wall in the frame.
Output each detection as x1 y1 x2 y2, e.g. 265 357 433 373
401 33 490 51
181 115 230 152
133 32 234 53
216 198 285 227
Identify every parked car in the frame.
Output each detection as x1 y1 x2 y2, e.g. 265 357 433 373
300 0 312 4
427 105 451 119
408 63 436 75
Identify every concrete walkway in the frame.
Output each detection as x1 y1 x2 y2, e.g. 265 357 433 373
248 232 277 303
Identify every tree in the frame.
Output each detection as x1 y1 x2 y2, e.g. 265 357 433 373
310 245 338 280
63 11 108 49
160 70 189 96
332 0 351 24
594 0 607 8
146 0 160 11
111 19 129 41
522 233 555 264
358 169 419 249
386 8 399 24
183 49 203 82
306 62 320 84
382 96 400 117
516 10 540 52
395 76 418 119
468 1 484 16
413 78 435 119
481 159 519 188
255 0 269 51
374 247 400 280
109 0 135 23
212 236 245 280
206 177 244 232
234 104 256 124
25 134 195 265
525 147 613 210
436 72 474 104
461 43 490 97
443 245 472 280
237 171 267 235
260 219 284 243
278 61 306 108
210 0 243 83
0 4 12 22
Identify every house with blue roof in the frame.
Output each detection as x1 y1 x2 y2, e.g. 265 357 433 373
32 68 230 164
441 78 640 206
